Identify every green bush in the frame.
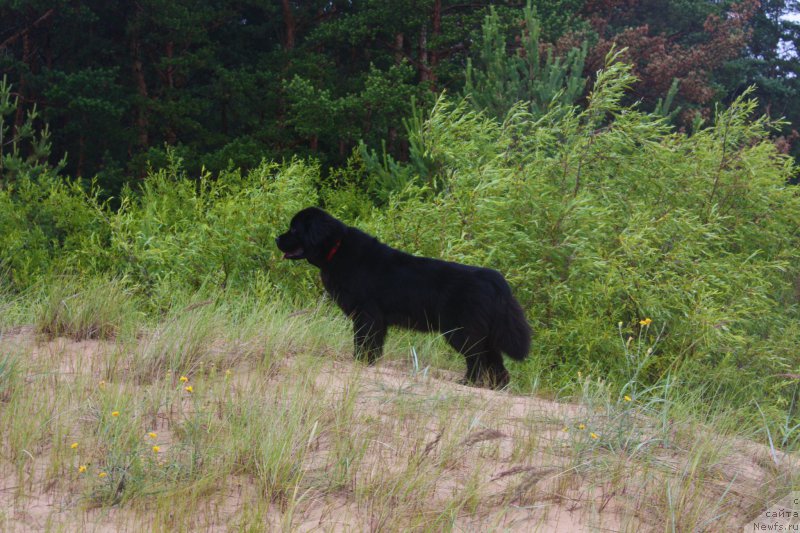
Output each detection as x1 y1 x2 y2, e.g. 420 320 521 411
1 56 798 427
72 154 320 307
0 176 106 288
0 76 100 288
349 58 800 416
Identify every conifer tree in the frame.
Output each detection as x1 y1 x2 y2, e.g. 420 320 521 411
0 76 62 185
464 2 587 119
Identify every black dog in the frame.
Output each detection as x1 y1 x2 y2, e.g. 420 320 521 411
276 207 531 388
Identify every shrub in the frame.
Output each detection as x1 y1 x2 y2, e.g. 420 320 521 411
67 154 321 307
1 55 798 425
346 57 800 414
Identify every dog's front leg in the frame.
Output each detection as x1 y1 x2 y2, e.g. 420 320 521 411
353 314 386 365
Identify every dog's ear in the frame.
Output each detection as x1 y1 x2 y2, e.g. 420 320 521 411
305 211 341 250
305 216 333 250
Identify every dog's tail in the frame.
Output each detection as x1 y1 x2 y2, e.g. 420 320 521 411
492 290 532 361
480 270 531 361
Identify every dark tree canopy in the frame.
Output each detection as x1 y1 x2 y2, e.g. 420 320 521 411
1 0 798 193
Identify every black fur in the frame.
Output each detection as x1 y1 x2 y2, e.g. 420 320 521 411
276 207 531 388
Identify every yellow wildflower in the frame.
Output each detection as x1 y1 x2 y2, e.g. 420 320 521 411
78 465 87 474
624 395 632 402
179 376 189 383
639 318 652 326
70 442 78 450
152 445 160 453
98 472 108 479
111 411 120 417
147 432 157 439
185 385 193 393
578 423 586 430
590 432 599 440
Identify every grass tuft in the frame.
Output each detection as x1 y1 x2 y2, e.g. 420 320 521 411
35 277 139 341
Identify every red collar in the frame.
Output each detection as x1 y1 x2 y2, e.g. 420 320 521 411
326 239 342 262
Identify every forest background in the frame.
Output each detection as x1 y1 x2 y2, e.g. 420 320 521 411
2 0 800 441
2 0 800 185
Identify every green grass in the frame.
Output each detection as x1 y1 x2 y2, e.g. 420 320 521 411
0 282 798 531
0 286 34 334
34 276 141 341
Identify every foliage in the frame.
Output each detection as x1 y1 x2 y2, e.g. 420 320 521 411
357 57 800 419
0 148 320 306
1 1 798 186
579 0 761 124
0 76 64 184
91 154 320 306
0 77 98 287
1 55 799 428
726 0 800 159
464 3 588 119
284 62 427 166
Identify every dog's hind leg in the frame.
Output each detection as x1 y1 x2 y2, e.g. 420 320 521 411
445 330 490 386
353 314 386 365
463 353 485 385
446 330 510 389
482 351 510 389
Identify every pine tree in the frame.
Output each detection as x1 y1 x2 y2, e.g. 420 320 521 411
0 76 63 186
464 2 587 119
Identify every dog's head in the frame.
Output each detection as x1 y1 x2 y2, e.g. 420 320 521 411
276 207 346 267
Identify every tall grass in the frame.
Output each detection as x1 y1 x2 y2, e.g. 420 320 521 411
35 276 140 341
0 282 798 530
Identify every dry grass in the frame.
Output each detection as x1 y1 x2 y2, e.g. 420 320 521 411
0 298 797 532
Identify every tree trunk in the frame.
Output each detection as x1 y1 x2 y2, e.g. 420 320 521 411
165 41 175 89
14 31 31 132
282 0 296 50
2 10 55 132
430 0 441 88
388 126 397 155
77 134 85 177
418 26 431 82
394 33 404 64
131 37 149 150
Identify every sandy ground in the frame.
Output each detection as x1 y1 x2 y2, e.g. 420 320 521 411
0 329 796 532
